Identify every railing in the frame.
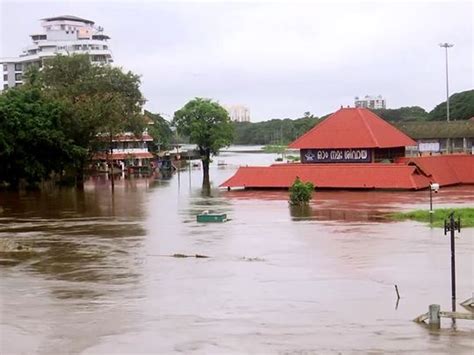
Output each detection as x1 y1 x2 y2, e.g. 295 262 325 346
112 148 148 154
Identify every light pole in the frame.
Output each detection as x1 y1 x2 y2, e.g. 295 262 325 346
439 43 454 122
429 183 439 225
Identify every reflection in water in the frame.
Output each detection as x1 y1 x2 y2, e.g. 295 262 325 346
1 151 473 354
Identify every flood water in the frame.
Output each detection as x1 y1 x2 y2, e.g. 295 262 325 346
1 149 473 354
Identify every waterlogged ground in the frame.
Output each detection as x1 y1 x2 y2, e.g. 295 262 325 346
0 150 473 354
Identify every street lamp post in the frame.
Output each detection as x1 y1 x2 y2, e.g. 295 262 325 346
439 43 454 122
429 183 439 225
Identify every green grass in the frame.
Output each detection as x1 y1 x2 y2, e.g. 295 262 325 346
262 145 287 153
389 208 474 228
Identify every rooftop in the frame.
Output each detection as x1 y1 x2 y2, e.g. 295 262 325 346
289 107 416 149
220 155 474 190
41 15 95 25
396 120 474 139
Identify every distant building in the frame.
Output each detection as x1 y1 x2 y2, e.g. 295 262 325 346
354 95 386 109
225 105 251 122
92 132 154 172
396 120 474 154
1 15 113 91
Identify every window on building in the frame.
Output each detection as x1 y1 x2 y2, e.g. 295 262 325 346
3 74 7 81
3 84 8 90
15 83 22 87
3 64 7 72
15 63 22 71
15 73 22 81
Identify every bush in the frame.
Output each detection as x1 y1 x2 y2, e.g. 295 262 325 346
289 177 314 205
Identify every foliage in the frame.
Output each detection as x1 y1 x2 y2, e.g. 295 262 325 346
262 145 287 153
173 98 234 185
173 98 233 154
145 110 173 152
0 87 83 187
25 54 145 183
389 208 474 228
286 155 300 162
233 114 320 145
371 106 428 122
289 177 314 206
428 89 474 121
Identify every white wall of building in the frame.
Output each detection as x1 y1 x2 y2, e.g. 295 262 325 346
354 95 386 109
224 104 251 122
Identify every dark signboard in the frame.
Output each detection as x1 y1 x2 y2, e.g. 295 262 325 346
301 149 371 163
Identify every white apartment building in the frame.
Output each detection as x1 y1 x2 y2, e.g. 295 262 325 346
225 105 251 122
1 15 113 90
354 95 386 109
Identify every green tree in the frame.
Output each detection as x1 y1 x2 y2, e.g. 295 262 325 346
289 177 314 206
173 98 234 188
233 115 319 145
26 54 145 186
145 110 173 152
371 106 428 122
428 89 474 121
0 86 83 188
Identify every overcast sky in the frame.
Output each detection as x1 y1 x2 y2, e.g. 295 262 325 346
1 0 472 121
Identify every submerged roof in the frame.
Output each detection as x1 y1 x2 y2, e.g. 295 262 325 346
398 155 474 186
41 15 95 25
289 108 416 149
220 163 430 190
220 155 474 190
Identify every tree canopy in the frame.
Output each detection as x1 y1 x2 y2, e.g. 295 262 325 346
371 106 428 122
173 98 233 186
233 115 320 145
25 54 146 185
145 110 173 152
428 89 474 121
0 87 83 187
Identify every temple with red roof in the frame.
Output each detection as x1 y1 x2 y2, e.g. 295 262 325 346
221 107 474 190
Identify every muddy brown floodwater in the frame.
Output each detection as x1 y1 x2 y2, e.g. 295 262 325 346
0 149 473 354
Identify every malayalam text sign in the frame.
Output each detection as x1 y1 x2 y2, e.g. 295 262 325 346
301 149 371 163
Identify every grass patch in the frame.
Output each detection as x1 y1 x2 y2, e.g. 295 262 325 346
262 145 287 153
389 208 474 228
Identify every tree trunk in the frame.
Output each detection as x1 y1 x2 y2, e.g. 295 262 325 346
201 149 210 193
75 161 85 190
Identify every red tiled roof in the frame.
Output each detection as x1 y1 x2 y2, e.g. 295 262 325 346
289 108 416 149
398 155 474 186
112 133 153 142
96 133 153 142
92 152 154 160
220 163 431 190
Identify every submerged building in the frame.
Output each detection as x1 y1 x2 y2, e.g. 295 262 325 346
92 132 154 172
221 107 474 190
1 15 113 90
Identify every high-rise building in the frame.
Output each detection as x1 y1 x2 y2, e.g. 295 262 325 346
354 95 386 109
1 15 113 90
225 105 251 122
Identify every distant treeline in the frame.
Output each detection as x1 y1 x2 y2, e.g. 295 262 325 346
372 89 474 122
233 90 474 145
233 113 320 145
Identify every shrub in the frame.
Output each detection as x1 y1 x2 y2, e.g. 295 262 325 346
289 177 314 205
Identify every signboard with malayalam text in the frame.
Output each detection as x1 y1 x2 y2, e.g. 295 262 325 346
301 148 372 163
